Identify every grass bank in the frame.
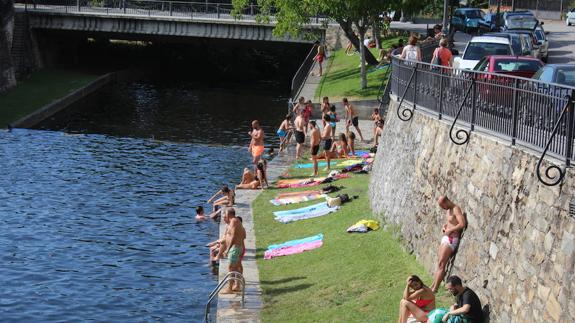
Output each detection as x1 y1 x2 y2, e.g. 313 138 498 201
0 69 99 127
315 37 402 101
252 157 451 322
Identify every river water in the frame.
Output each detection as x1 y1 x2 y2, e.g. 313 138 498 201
0 79 286 321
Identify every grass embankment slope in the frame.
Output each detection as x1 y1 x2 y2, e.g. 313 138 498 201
315 37 401 101
0 69 99 126
252 157 451 322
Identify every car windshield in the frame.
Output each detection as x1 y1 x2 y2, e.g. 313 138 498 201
466 10 483 18
556 68 575 86
494 60 542 72
506 16 538 29
463 42 511 60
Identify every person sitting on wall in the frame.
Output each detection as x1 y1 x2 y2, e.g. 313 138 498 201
442 275 484 323
397 275 436 323
430 196 467 293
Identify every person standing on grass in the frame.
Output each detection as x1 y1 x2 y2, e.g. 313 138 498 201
303 100 313 134
314 41 326 76
328 105 338 140
321 97 330 128
309 120 321 177
220 208 246 294
248 120 265 169
343 98 365 142
321 114 333 171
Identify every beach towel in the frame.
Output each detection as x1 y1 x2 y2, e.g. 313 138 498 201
349 150 371 158
295 161 328 169
338 160 365 167
270 191 326 206
264 234 324 259
275 174 350 189
274 202 339 223
266 233 323 251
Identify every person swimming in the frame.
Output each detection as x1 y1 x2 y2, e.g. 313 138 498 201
195 206 206 220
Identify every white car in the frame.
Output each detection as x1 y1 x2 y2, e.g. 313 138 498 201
453 36 514 70
567 8 575 26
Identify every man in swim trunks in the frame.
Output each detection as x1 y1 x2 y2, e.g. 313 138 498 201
321 114 333 171
430 196 467 293
343 98 365 142
277 114 292 152
248 120 265 169
221 208 246 294
309 120 321 177
292 96 305 115
294 110 306 159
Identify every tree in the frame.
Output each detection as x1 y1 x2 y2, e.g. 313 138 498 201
232 0 398 89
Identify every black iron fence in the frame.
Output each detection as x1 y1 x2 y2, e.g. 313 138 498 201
390 56 575 186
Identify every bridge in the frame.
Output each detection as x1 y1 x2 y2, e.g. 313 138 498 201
14 0 325 43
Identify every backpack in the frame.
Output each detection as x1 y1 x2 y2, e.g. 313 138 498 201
432 48 442 66
337 194 350 203
322 185 341 194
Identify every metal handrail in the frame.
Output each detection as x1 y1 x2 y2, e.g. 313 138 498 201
290 44 318 101
390 55 575 186
204 271 245 323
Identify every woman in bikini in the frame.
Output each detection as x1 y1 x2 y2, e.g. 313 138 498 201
236 160 269 190
397 275 436 323
331 133 350 158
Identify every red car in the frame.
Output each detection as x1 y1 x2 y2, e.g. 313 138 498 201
473 55 544 79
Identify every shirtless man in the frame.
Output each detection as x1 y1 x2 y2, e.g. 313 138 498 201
292 96 305 115
309 120 321 177
343 98 365 142
430 196 467 293
277 114 292 152
321 114 333 171
220 208 246 293
294 110 306 159
374 119 384 147
248 120 265 168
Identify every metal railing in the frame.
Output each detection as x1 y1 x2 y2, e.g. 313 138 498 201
204 271 245 322
17 0 266 20
290 44 318 101
390 55 575 186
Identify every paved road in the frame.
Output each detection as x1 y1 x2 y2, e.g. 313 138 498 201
541 20 575 64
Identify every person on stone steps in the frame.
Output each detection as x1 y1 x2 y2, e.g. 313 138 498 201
430 196 467 293
397 275 435 323
220 208 246 294
442 275 484 323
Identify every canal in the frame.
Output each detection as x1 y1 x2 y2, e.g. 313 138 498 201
0 73 288 321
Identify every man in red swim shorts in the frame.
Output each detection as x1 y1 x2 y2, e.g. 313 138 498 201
248 120 265 169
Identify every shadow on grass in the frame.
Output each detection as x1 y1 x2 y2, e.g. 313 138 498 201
260 276 307 285
263 283 315 296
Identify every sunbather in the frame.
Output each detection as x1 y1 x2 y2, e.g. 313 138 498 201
397 275 436 323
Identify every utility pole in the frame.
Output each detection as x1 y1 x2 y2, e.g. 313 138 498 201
496 0 501 29
442 0 449 35
512 0 516 11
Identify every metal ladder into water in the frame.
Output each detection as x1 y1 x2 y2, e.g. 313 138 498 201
204 271 246 322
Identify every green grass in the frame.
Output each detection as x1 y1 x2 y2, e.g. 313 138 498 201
0 69 100 126
315 37 402 101
252 157 452 322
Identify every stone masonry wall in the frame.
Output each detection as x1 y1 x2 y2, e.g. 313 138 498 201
370 99 575 322
0 0 16 93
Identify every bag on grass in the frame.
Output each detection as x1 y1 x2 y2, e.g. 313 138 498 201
326 196 341 207
322 185 341 194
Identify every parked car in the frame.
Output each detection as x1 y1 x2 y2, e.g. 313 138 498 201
509 31 539 58
479 13 503 33
567 8 575 26
473 55 544 78
503 14 538 32
532 64 575 87
452 8 484 33
534 25 549 62
453 36 515 70
482 32 528 57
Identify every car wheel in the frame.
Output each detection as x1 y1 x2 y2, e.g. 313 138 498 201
542 56 548 63
568 19 572 26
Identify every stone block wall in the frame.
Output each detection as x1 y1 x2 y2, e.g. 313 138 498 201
369 100 575 322
0 0 16 93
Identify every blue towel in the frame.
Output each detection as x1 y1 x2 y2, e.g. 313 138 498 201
267 234 324 251
295 162 328 169
273 202 330 218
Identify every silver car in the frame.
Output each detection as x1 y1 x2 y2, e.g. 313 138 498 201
534 25 549 62
567 8 575 26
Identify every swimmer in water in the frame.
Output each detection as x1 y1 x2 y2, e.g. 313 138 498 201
195 206 206 220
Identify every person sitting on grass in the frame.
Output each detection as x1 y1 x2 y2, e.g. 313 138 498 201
347 131 356 156
442 275 484 323
397 275 436 323
207 184 235 212
331 133 350 158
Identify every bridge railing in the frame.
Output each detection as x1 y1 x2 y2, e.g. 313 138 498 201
17 0 269 20
390 55 575 186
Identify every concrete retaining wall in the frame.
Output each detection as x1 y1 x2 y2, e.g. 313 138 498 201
369 98 575 322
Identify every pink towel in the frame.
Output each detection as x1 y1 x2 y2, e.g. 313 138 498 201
264 240 323 259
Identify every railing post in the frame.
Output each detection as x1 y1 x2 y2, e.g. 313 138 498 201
438 71 444 120
566 90 575 166
216 4 220 18
316 13 319 23
250 4 254 16
511 78 520 145
123 0 126 14
470 75 477 131
33 0 36 9
412 63 418 110
205 0 208 14
76 0 80 12
169 2 173 16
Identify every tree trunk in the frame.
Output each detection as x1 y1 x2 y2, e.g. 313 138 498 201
372 23 381 49
357 29 367 90
336 18 379 66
